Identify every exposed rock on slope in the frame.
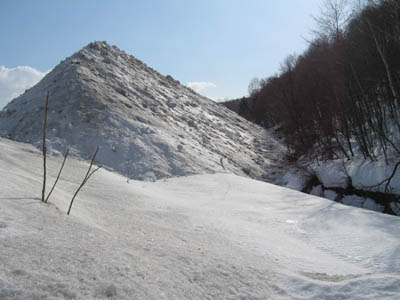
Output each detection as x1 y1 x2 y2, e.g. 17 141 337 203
0 41 285 181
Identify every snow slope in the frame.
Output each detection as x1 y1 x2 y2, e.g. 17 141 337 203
1 137 399 299
0 41 285 182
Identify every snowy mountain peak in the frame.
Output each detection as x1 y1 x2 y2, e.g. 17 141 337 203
0 41 286 181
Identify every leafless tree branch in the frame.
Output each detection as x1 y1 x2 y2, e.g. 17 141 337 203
45 149 69 203
41 92 49 202
67 147 100 215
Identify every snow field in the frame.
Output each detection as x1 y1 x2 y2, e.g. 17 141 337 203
0 138 399 299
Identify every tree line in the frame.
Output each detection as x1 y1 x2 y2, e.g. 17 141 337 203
226 0 400 162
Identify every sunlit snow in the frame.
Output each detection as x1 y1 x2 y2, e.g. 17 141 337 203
0 138 399 299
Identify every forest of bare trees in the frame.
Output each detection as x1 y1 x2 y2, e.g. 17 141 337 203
229 0 400 161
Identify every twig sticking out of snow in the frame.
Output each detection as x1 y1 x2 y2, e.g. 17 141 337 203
45 149 69 203
41 92 49 202
67 147 101 215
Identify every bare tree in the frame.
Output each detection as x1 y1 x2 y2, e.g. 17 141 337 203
248 77 261 97
366 19 399 109
313 0 352 40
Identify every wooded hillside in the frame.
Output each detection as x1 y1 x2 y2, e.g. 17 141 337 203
226 0 400 161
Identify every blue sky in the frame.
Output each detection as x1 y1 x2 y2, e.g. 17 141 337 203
0 0 321 105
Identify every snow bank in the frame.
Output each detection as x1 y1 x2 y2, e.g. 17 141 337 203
345 157 400 195
313 159 349 189
281 167 309 191
324 189 338 201
342 195 366 208
288 152 400 215
342 195 385 212
311 141 400 196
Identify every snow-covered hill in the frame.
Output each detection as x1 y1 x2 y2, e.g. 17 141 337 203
0 137 399 299
0 41 285 182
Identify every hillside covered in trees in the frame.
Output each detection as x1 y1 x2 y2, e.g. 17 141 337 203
225 0 400 163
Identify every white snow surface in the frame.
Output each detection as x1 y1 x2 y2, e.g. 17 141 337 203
313 160 349 189
324 189 339 201
0 41 285 183
345 156 400 195
1 137 399 299
281 167 309 191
